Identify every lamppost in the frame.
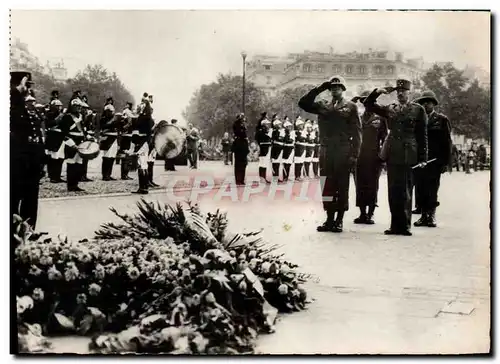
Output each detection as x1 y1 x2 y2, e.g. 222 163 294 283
241 51 247 115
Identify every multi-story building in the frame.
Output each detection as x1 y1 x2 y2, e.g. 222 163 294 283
247 48 426 98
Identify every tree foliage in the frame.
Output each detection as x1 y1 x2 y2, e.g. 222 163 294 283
420 62 490 140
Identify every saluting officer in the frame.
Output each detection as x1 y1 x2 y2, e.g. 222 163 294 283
293 117 307 181
270 115 284 183
413 90 452 228
363 79 428 236
281 117 295 182
351 90 388 225
11 72 45 230
99 97 119 180
255 112 272 183
299 76 362 233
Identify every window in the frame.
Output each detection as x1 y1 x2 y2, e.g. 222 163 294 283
317 64 325 73
359 65 367 74
345 65 353 74
266 76 272 85
264 65 271 70
332 64 342 74
374 65 382 75
303 63 312 73
387 65 394 74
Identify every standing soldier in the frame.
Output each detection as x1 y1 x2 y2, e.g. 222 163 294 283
413 90 452 228
363 79 428 236
303 120 314 178
118 102 135 180
80 95 94 182
351 90 388 224
281 117 295 182
232 113 249 185
221 132 232 166
255 113 272 183
45 91 66 183
99 97 119 180
60 98 89 192
298 76 362 233
146 95 160 188
311 120 320 178
11 71 45 229
270 115 284 183
293 116 307 181
131 93 154 194
186 127 200 169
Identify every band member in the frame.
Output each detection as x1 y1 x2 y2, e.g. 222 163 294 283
363 79 428 236
271 115 284 183
147 105 160 188
413 90 452 228
232 113 249 185
293 117 307 181
99 97 119 180
282 117 295 182
45 93 65 183
312 120 320 178
80 95 94 182
303 120 314 178
299 76 362 233
60 98 89 192
118 102 135 180
131 94 155 194
221 131 232 166
255 113 272 183
351 90 388 224
11 71 45 229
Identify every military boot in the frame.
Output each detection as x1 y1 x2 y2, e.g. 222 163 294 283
353 206 367 224
317 211 335 232
332 211 344 233
414 212 428 227
366 205 376 224
427 209 437 227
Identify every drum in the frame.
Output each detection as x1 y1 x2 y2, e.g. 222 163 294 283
77 141 100 160
153 121 187 159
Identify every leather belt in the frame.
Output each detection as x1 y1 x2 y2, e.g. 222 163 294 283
69 132 84 136
273 141 284 146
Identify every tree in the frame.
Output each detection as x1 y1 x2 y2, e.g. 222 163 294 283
420 62 491 140
265 85 319 122
182 74 268 140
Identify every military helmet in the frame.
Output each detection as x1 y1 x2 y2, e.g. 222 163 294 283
414 90 439 105
329 75 347 91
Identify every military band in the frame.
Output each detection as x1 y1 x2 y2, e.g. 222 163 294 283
99 98 119 181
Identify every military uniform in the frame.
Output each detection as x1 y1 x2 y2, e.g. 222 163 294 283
352 90 388 224
413 91 451 228
232 114 249 185
270 118 284 182
363 79 428 235
299 76 362 232
11 72 45 229
118 105 135 180
45 93 66 183
131 97 155 194
293 117 307 181
100 100 118 180
312 123 320 177
281 119 295 182
80 97 94 182
255 115 272 182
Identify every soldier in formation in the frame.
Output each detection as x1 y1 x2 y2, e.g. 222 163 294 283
293 117 307 181
99 97 119 181
412 90 452 228
281 117 295 182
270 115 284 183
299 76 362 233
363 79 428 236
255 112 272 183
351 90 388 225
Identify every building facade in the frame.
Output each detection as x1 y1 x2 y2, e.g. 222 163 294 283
247 49 426 98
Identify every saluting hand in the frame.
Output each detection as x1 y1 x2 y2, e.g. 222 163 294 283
318 81 332 91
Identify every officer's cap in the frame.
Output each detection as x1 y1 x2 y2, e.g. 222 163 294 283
295 117 304 127
395 79 412 91
414 90 439 105
10 71 34 86
328 75 346 91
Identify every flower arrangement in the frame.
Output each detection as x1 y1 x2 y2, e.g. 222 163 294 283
15 200 312 354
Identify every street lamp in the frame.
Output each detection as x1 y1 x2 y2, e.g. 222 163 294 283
241 51 247 115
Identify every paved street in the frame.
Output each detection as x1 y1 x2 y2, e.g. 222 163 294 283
38 166 491 354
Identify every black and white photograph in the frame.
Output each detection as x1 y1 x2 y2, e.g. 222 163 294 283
9 8 491 355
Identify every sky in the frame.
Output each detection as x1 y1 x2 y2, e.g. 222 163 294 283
11 10 490 123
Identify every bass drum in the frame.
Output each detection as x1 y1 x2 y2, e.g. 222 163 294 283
153 121 187 159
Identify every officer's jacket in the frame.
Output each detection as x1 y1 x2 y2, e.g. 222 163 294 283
358 112 388 162
255 128 272 154
59 113 86 158
272 128 285 147
294 129 308 156
427 111 452 165
364 89 428 165
298 88 362 161
283 129 295 148
232 119 249 156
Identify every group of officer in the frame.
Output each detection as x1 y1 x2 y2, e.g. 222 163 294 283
254 113 321 184
298 75 452 236
10 71 163 229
